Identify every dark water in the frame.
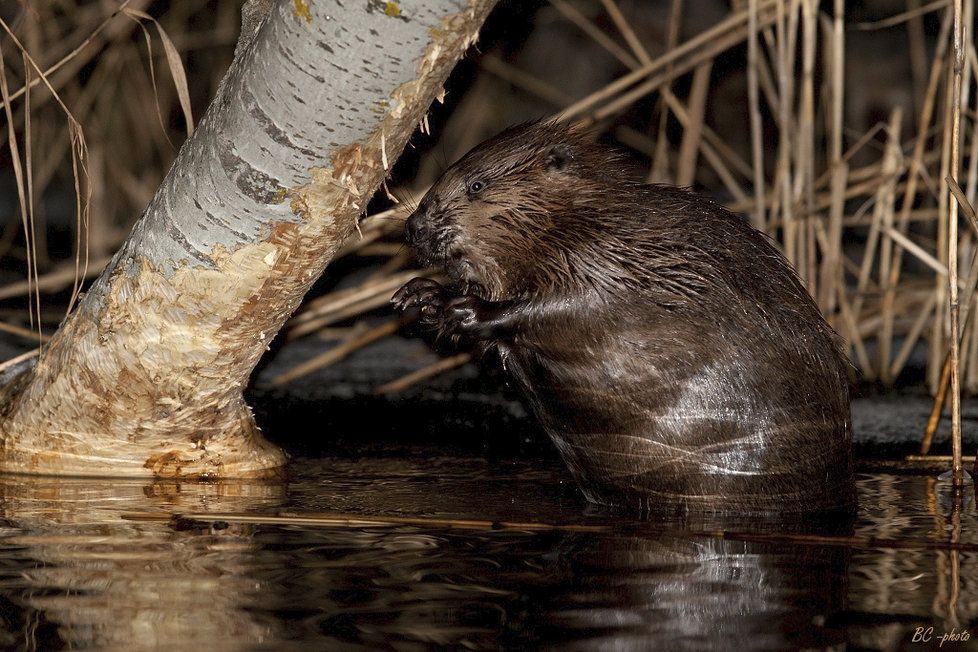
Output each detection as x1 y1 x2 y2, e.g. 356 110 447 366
0 458 974 651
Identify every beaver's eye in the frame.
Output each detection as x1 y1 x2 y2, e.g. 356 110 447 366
468 179 486 195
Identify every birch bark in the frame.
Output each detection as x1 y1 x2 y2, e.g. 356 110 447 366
0 0 497 477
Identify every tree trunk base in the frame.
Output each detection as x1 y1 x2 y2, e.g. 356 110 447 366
0 400 287 479
0 0 499 478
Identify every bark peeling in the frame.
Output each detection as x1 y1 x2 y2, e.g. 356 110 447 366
0 0 498 477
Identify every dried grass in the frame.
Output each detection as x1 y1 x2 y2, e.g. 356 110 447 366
1 0 977 460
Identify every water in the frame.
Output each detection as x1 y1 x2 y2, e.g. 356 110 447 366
0 457 975 651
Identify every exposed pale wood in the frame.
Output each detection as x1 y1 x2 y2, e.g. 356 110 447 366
0 0 500 478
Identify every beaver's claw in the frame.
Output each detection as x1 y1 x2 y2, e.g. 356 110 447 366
391 277 447 324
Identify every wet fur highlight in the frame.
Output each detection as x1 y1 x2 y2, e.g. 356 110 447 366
395 121 853 515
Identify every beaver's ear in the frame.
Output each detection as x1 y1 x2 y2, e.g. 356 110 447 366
545 145 572 172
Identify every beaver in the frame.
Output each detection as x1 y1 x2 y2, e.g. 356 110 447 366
392 121 853 514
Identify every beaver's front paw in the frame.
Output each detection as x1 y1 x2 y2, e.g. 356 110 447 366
391 277 447 325
439 295 487 339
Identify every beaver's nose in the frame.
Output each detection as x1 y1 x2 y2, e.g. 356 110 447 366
405 211 423 246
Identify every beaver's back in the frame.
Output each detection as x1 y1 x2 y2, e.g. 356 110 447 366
504 186 853 513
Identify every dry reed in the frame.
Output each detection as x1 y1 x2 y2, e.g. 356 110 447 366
1 1 977 463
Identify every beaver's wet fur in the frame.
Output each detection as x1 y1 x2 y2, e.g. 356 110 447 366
393 121 853 514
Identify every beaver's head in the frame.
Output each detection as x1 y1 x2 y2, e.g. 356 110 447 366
404 121 627 301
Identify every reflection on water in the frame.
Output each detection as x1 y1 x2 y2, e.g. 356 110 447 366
0 458 974 650
0 477 286 649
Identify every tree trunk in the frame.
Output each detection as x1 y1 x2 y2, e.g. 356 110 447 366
0 0 497 478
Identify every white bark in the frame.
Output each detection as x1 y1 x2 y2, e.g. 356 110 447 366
0 0 497 477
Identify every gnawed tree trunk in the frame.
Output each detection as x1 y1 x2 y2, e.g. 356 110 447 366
0 0 497 477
